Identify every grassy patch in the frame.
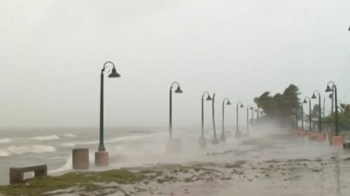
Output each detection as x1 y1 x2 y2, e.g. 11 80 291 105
0 169 149 196
0 164 223 196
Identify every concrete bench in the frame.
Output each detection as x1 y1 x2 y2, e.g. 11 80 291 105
9 165 47 184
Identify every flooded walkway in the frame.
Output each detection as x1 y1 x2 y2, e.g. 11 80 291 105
163 133 350 196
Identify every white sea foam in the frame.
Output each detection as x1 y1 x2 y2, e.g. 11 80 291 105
49 151 94 174
6 145 57 155
64 134 155 147
106 134 153 143
0 149 10 157
0 138 13 144
30 135 60 141
61 143 75 147
63 134 76 138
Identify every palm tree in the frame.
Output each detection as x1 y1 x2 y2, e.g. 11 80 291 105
253 84 301 128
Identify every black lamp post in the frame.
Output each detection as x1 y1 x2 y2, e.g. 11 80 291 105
199 92 212 148
246 105 253 136
235 101 244 137
250 107 254 126
303 97 312 131
96 61 121 167
169 81 183 140
311 91 322 133
211 94 219 144
301 104 304 130
325 81 338 136
295 103 299 130
255 107 261 126
220 98 231 142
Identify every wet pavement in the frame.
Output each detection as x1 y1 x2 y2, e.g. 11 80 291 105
160 132 350 196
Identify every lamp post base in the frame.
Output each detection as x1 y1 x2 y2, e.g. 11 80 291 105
316 133 325 142
166 139 182 154
219 134 226 142
95 151 109 167
331 136 343 147
307 131 314 140
199 137 207 149
211 138 219 145
243 133 249 138
235 131 242 138
295 130 300 135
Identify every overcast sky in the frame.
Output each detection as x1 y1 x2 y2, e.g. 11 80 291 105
0 0 350 129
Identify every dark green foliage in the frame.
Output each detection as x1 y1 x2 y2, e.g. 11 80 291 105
324 103 350 131
254 84 301 127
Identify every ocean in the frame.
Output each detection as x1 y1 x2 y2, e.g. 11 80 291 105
0 127 170 185
0 127 235 185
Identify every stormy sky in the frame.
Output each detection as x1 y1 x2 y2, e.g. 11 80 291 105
0 0 350 129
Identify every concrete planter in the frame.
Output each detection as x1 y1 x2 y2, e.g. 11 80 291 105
316 133 325 142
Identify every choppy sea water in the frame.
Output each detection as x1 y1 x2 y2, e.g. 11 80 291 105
0 127 172 185
0 127 238 185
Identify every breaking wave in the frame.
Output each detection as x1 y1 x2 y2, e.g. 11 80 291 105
0 145 56 157
30 135 60 141
60 134 156 148
63 134 76 138
0 149 10 157
0 138 13 144
49 151 94 174
106 134 153 143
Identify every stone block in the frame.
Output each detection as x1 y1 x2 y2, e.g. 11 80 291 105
72 148 89 170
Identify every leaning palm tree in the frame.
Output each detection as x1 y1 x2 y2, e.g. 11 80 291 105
253 84 301 128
